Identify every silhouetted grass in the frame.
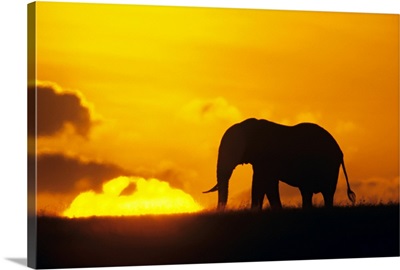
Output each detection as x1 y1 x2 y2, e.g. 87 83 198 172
35 203 399 269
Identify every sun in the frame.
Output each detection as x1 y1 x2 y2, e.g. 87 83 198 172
63 176 203 218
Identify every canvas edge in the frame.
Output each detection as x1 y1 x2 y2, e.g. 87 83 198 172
23 2 400 269
27 2 37 269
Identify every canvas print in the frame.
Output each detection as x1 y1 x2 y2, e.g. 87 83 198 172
27 2 399 269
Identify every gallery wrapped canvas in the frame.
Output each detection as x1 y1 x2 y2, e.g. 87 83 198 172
27 2 399 269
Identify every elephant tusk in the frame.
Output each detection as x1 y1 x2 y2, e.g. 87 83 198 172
203 184 218 193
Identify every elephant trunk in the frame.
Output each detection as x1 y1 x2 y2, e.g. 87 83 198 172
202 160 235 209
216 165 233 209
204 124 246 210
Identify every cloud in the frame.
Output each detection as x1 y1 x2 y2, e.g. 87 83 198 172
295 112 322 123
28 82 95 137
280 112 322 126
34 153 128 194
152 160 198 191
63 176 204 217
33 153 202 215
34 153 197 196
335 120 357 135
180 97 242 123
348 176 399 203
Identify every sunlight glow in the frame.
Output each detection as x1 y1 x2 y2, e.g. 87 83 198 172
63 176 203 218
35 3 399 211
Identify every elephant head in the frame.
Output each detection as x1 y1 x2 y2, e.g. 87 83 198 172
204 123 246 209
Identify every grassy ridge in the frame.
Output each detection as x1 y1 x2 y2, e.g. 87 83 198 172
36 204 399 269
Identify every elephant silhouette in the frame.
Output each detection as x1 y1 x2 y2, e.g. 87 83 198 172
204 118 356 210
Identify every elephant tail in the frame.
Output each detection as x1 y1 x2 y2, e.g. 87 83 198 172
341 160 356 204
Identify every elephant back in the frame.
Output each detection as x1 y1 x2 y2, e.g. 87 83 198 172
238 119 343 164
290 122 343 160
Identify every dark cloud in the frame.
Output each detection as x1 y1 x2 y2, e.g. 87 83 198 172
153 167 186 190
119 182 138 196
28 84 93 137
31 152 193 197
180 97 242 123
128 162 191 191
33 153 129 194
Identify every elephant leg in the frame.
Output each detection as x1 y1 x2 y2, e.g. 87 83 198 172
322 170 339 208
251 176 266 210
265 180 282 210
300 188 313 209
322 190 334 207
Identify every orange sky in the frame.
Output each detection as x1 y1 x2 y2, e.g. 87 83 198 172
30 2 399 215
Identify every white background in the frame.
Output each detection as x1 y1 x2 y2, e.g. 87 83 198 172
0 1 398 270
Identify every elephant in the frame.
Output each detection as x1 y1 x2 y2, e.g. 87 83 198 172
204 118 356 210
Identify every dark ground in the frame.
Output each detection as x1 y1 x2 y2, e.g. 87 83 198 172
34 204 399 269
